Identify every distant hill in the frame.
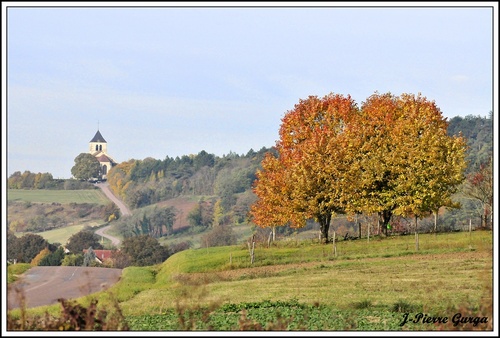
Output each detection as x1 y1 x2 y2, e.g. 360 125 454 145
447 113 493 172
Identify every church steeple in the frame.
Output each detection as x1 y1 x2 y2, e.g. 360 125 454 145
90 130 107 143
89 129 108 154
88 128 116 180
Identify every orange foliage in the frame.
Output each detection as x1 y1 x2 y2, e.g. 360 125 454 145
250 92 467 241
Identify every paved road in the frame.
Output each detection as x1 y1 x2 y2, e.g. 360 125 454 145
7 266 122 310
94 182 132 247
95 225 121 247
96 182 131 216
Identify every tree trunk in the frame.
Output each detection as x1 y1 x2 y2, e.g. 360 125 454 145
319 213 332 244
356 214 361 239
433 210 438 234
415 216 419 251
379 210 393 236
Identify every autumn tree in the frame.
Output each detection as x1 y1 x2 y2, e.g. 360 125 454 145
102 202 121 222
71 153 101 181
251 93 359 243
8 171 55 189
251 92 467 243
31 248 51 267
354 93 467 233
462 158 493 229
106 159 136 199
250 153 294 241
212 199 225 227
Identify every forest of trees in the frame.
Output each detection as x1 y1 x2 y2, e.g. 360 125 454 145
105 147 275 209
447 112 493 173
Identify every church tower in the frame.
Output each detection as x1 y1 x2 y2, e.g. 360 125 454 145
89 130 108 155
89 129 117 180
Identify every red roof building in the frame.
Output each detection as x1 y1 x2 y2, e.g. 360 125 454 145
83 249 114 264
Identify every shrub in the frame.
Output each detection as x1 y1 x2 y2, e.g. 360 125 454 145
30 248 51 267
169 241 192 256
200 225 237 248
7 297 129 331
391 299 418 313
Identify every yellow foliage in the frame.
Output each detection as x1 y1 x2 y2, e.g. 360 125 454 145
30 247 51 267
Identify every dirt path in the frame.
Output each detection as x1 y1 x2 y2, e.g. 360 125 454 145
95 182 132 247
8 266 122 310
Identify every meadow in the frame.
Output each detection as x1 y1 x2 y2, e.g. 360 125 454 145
10 230 493 331
14 221 108 246
7 189 109 205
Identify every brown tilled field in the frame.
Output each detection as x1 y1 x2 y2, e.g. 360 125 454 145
157 197 199 231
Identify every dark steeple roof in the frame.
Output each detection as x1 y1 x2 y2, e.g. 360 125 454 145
90 130 107 143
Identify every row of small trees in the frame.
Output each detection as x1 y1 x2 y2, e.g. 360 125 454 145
7 171 96 190
7 230 179 269
250 92 468 242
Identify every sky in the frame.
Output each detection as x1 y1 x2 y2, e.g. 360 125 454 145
2 2 497 179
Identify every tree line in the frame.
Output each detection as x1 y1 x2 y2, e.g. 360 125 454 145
7 229 182 268
106 147 275 211
7 172 97 190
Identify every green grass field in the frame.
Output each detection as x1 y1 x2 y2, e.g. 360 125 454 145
11 230 493 331
14 221 105 245
7 189 109 205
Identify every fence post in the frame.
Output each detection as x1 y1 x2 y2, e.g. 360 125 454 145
469 218 472 249
247 236 255 264
332 231 337 257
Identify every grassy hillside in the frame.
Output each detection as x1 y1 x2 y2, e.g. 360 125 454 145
7 189 109 205
12 230 493 331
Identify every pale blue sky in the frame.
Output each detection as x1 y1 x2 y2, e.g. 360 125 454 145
3 3 496 179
